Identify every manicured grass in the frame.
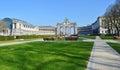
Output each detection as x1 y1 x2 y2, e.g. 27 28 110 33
0 42 93 70
100 36 114 39
108 43 120 54
79 36 96 39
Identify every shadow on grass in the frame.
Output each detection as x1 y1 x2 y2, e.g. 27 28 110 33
0 42 93 70
45 49 90 60
35 49 90 70
36 59 86 70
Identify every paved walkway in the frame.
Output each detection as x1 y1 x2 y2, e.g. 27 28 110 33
0 39 43 47
86 36 120 70
104 40 120 43
83 39 120 44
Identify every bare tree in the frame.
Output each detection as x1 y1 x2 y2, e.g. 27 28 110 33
104 0 120 36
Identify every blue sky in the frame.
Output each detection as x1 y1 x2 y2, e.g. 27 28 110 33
0 0 115 27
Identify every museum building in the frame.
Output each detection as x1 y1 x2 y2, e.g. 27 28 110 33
0 18 55 36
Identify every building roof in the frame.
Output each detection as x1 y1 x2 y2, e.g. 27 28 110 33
12 18 33 26
39 26 55 28
2 18 13 29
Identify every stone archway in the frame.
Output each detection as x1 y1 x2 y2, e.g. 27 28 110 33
56 18 77 36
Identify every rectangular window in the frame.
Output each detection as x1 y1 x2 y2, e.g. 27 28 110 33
14 23 16 29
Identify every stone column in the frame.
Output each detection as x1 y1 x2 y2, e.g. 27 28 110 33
68 26 71 36
66 27 68 36
63 26 65 35
65 26 66 36
74 25 77 35
57 26 60 35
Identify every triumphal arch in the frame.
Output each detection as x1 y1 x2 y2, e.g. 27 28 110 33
56 19 77 36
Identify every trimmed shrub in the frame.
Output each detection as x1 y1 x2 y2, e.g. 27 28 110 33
0 35 54 41
0 36 14 41
16 35 54 39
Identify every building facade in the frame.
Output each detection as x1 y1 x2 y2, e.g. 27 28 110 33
92 16 117 35
78 25 92 36
0 18 55 36
39 26 55 35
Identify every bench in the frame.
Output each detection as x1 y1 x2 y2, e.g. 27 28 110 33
65 36 78 41
113 36 120 39
43 37 55 41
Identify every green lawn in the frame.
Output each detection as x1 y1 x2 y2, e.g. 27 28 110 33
108 43 120 54
0 42 93 70
100 36 114 39
79 36 96 39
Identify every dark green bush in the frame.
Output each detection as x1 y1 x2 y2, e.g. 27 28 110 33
16 35 54 39
0 36 14 41
0 35 54 41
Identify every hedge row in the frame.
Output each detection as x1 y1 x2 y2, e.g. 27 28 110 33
16 35 54 39
0 36 14 41
16 35 40 39
0 35 54 41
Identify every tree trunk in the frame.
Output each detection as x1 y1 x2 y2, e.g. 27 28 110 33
117 29 120 36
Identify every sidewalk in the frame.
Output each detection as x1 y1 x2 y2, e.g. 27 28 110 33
83 39 120 44
0 39 43 47
86 36 120 70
